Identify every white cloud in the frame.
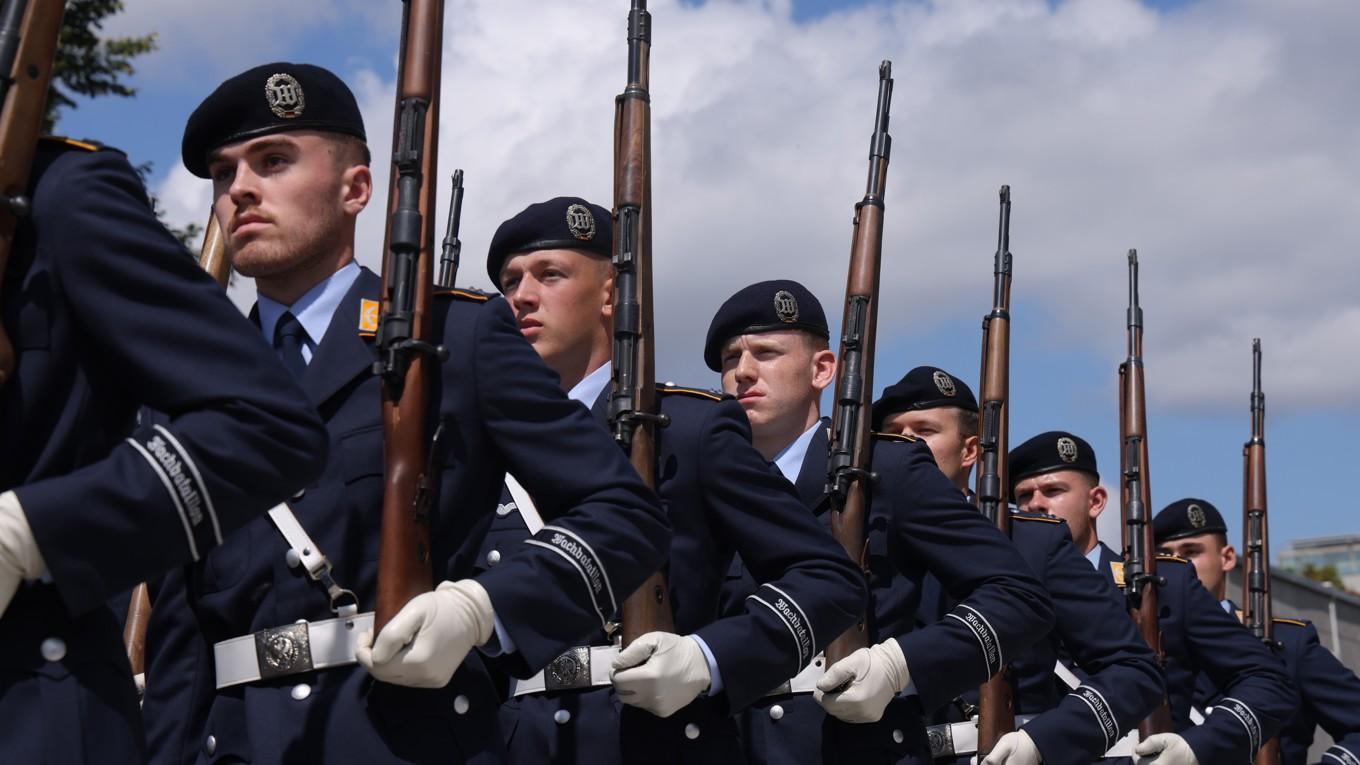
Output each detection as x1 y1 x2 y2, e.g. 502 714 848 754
151 0 1360 411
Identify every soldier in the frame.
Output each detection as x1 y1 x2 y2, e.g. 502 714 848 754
0 131 330 762
873 366 1163 765
1009 431 1298 764
1155 498 1360 765
142 63 671 764
705 282 1055 764
482 206 866 763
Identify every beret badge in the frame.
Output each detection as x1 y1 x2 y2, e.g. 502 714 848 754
265 73 306 119
773 290 799 323
1056 436 1079 464
565 204 596 241
1188 504 1207 529
933 370 957 397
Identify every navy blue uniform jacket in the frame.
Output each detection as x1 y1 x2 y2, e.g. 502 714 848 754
483 385 865 764
728 427 1055 765
1094 543 1296 762
0 140 328 764
142 269 670 765
1194 613 1360 765
922 514 1162 765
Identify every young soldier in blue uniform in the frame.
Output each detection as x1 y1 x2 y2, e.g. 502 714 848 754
1155 498 1360 765
480 207 866 763
0 132 330 763
704 282 1054 765
142 64 671 765
874 367 1162 765
1009 431 1297 764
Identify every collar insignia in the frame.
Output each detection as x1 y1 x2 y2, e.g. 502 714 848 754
359 299 380 333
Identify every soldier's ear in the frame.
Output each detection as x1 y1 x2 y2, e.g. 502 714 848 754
960 435 980 471
1087 483 1109 518
810 349 836 392
1220 544 1238 573
340 163 372 215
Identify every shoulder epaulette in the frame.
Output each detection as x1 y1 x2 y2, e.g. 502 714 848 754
871 431 918 443
434 287 491 303
657 382 722 401
39 135 101 152
1156 554 1189 564
1012 512 1063 524
1273 617 1308 627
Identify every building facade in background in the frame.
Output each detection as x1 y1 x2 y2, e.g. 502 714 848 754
1280 534 1360 593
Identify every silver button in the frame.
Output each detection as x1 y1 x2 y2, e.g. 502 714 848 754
205 735 217 755
768 704 784 720
684 723 700 740
454 695 470 715
40 637 66 662
892 729 904 744
285 549 302 568
291 683 311 701
554 709 571 725
485 550 501 567
291 488 306 501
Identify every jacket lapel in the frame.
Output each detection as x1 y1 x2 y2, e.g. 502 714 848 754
801 419 831 512
301 268 381 408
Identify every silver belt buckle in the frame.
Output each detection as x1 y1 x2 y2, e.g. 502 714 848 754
543 646 592 692
927 723 955 758
255 622 314 680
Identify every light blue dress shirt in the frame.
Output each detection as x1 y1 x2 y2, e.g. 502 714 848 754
256 261 360 362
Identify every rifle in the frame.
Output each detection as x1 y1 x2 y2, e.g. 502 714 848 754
1118 249 1173 735
825 60 893 665
610 0 675 645
436 169 463 289
1243 339 1280 764
123 211 231 688
973 186 1015 752
373 0 446 631
0 0 66 388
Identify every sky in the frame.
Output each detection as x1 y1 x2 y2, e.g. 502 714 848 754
58 0 1359 562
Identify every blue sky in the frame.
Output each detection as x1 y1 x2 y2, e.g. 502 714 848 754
58 0 1357 564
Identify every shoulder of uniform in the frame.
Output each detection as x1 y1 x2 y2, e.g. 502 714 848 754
433 286 492 303
39 135 116 154
1157 553 1190 565
657 382 723 402
1272 617 1309 628
871 431 918 443
1011 511 1064 524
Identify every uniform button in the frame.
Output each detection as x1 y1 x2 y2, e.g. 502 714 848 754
285 549 302 568
892 729 904 744
40 637 66 662
454 695 470 715
291 488 306 501
291 683 311 701
768 704 784 721
205 735 217 755
684 723 701 740
485 550 501 567
554 709 571 725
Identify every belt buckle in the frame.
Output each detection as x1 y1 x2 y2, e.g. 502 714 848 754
927 723 955 758
255 622 314 680
543 646 591 692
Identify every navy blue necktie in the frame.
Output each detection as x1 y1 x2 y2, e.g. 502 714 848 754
273 311 309 381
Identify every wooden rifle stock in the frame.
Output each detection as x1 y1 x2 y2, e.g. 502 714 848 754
825 61 893 666
610 0 674 645
1119 250 1173 736
373 0 445 632
0 0 66 388
1243 339 1280 764
974 186 1015 753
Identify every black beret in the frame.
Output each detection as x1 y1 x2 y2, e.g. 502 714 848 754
703 280 830 372
486 197 613 288
182 63 366 178
1008 430 1099 493
872 366 978 428
1154 498 1228 543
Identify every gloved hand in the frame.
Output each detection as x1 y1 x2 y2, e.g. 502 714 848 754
0 491 46 618
814 637 910 723
610 631 711 717
356 578 494 688
980 729 1043 765
1134 733 1199 765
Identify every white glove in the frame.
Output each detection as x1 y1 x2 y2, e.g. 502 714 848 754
814 638 910 723
980 729 1043 765
0 491 46 618
610 631 711 717
1134 733 1199 765
356 578 494 688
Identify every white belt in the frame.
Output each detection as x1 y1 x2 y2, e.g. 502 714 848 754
927 716 1136 759
213 612 374 689
511 645 619 697
765 653 827 696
